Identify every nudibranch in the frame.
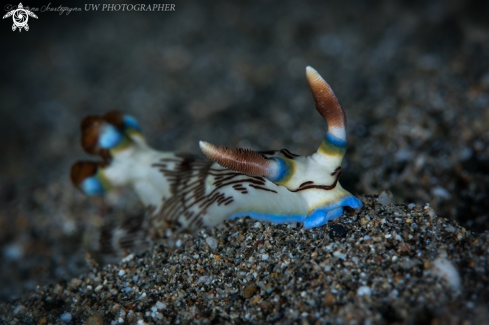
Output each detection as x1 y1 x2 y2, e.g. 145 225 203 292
71 66 362 252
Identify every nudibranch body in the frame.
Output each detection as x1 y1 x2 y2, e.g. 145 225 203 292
71 67 362 252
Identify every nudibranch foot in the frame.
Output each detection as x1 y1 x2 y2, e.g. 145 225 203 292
343 196 363 209
304 207 344 229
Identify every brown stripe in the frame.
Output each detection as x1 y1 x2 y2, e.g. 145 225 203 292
298 181 314 188
280 149 299 159
291 172 341 192
258 150 277 156
331 167 341 176
249 184 278 193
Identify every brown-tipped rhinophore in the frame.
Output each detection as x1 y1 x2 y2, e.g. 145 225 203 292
103 111 125 130
70 161 102 188
199 141 273 177
306 66 346 130
81 116 104 155
80 116 111 160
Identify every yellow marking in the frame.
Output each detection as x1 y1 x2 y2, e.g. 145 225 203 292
126 128 143 138
318 139 347 156
109 135 132 154
307 191 345 213
97 169 112 191
273 158 296 186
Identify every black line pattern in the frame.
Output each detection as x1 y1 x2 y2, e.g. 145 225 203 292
292 170 341 192
147 151 341 233
280 148 300 159
258 149 299 160
151 154 278 232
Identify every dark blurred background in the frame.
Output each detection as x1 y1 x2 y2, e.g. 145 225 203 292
1 0 488 301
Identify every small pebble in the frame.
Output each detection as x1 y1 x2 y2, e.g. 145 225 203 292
323 292 335 307
445 225 455 232
431 186 451 200
197 276 209 284
357 286 372 296
377 191 392 205
60 312 72 323
205 237 218 250
121 254 134 263
333 251 347 260
13 305 25 315
86 314 104 325
69 278 82 289
243 283 258 299
432 257 461 292
3 243 24 261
